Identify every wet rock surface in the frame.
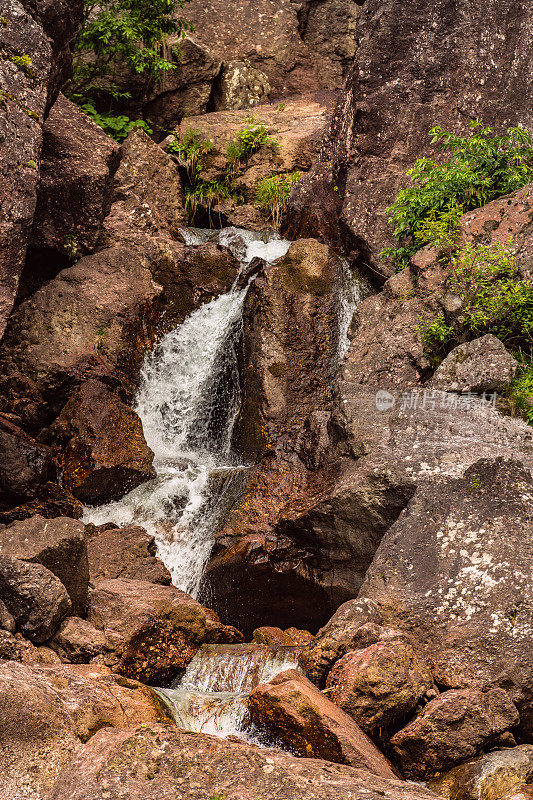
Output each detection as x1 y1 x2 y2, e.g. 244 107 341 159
54 380 156 504
248 668 397 776
87 578 243 683
326 640 434 735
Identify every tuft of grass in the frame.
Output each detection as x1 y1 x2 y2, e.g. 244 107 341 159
255 171 301 226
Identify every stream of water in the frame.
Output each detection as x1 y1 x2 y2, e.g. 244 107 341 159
83 227 366 741
83 227 290 597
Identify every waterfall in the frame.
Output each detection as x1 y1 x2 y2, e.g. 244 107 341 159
83 228 290 598
337 258 372 362
156 644 298 741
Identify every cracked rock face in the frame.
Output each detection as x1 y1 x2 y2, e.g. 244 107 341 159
358 457 533 739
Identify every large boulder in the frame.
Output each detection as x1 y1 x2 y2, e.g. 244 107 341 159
47 724 440 800
54 380 155 504
0 416 57 511
0 245 163 426
0 660 171 799
0 0 83 340
284 1 533 278
49 616 107 663
390 688 520 780
87 578 243 683
247 668 396 776
429 745 533 800
204 239 347 633
0 555 71 642
357 457 533 738
429 335 519 395
326 640 434 735
86 523 171 585
178 0 356 96
28 94 120 282
0 514 89 612
169 94 333 230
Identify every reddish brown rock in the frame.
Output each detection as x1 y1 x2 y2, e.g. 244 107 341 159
357 458 533 738
428 745 533 800
0 555 71 642
88 578 243 683
252 626 296 647
247 668 396 776
0 415 57 510
29 94 120 272
0 0 83 340
390 688 520 780
205 239 347 633
0 514 89 612
49 616 107 663
284 1 533 279
170 95 333 229
86 523 171 585
0 660 172 798
47 724 441 800
0 245 163 426
326 641 433 735
55 380 155 504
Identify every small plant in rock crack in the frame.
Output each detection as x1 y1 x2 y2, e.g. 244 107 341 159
255 171 301 226
168 127 214 179
80 103 153 141
10 54 34 77
382 120 533 270
509 356 533 425
417 315 454 363
184 180 234 225
225 121 278 175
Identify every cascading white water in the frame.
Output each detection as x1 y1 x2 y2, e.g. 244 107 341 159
156 644 298 740
83 228 290 597
338 258 372 362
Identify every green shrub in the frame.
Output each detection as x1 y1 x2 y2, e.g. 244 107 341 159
255 171 301 226
448 241 533 348
184 180 233 223
69 0 192 109
417 315 454 359
382 121 533 269
168 128 213 178
510 359 533 424
80 103 153 141
225 122 277 171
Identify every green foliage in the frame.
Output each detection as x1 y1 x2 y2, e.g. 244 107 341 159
184 180 233 224
10 54 33 76
225 122 277 170
255 171 301 226
81 103 153 141
417 315 454 359
448 241 533 347
383 121 533 269
70 0 192 106
510 358 533 424
168 128 213 178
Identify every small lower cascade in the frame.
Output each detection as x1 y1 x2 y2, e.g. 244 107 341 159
83 227 290 598
156 644 298 741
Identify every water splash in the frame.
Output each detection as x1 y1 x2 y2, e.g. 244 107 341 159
157 644 298 741
83 228 290 598
337 258 372 362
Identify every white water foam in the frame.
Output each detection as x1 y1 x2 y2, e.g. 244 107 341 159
84 229 290 598
338 258 372 362
157 644 298 741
